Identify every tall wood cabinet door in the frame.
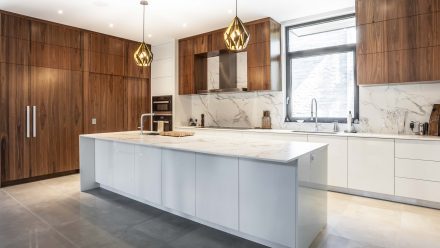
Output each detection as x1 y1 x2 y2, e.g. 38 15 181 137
126 77 150 131
0 63 31 183
30 67 83 176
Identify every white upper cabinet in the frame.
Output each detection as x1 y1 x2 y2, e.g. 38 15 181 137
162 149 196 216
95 139 114 187
134 146 162 205
113 142 136 195
348 137 395 195
195 154 239 230
308 135 347 188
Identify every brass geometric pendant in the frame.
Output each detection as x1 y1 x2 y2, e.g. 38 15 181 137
224 16 250 52
134 42 153 67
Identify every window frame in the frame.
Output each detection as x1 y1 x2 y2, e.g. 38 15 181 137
285 14 359 123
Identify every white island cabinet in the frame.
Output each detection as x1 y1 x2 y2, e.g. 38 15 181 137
80 131 328 248
162 150 196 216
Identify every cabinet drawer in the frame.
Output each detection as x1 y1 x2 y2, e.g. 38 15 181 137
396 158 440 182
395 177 440 203
395 140 440 161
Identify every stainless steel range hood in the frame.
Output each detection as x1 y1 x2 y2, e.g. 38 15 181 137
198 52 247 94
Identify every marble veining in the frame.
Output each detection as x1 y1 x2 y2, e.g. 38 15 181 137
179 82 440 134
81 131 326 163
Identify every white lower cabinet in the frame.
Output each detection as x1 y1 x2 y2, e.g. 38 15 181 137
239 159 296 248
162 149 196 216
195 154 239 230
348 137 395 195
113 142 135 195
95 140 114 187
396 177 440 202
308 135 347 188
134 146 162 205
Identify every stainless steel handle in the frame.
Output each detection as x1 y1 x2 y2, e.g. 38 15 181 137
26 106 30 138
153 121 170 124
32 106 37 138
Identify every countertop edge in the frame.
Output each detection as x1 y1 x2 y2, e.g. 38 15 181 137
80 133 327 164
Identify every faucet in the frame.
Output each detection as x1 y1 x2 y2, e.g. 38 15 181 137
311 98 318 131
140 113 155 135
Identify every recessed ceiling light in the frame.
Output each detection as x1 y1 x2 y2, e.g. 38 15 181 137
148 34 152 38
182 23 187 28
227 9 233 14
57 10 63 14
109 23 114 28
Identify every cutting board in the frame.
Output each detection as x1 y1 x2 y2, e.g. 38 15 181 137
159 131 195 137
429 104 440 136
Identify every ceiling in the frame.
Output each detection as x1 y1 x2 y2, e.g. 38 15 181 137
0 0 354 45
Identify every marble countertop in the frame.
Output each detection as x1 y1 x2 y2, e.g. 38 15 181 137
178 126 440 141
80 131 327 164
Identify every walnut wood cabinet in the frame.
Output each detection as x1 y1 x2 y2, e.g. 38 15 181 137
178 18 281 94
0 12 151 186
356 0 440 85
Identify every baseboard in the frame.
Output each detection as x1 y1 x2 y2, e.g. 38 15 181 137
1 169 79 187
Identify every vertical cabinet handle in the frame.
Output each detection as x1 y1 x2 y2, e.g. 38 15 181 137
26 106 30 138
32 106 37 138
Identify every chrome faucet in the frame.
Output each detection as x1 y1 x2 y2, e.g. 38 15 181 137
311 98 318 131
140 113 155 135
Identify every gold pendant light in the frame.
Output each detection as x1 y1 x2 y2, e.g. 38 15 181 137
224 0 249 52
134 0 153 67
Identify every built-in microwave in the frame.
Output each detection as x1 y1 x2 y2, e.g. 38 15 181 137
152 95 172 113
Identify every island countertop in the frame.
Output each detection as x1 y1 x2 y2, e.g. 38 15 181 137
80 131 327 164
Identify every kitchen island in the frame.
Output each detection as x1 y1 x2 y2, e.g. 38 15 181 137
80 131 328 248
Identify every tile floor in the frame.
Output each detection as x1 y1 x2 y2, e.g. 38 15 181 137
1 175 440 248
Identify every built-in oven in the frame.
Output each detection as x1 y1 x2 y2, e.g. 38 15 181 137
152 95 173 131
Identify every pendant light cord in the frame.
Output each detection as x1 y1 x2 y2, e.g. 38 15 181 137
142 4 145 42
235 0 237 17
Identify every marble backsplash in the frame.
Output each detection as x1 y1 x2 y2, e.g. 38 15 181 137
178 82 440 134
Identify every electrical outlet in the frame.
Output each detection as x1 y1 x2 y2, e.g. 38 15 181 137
92 118 97 125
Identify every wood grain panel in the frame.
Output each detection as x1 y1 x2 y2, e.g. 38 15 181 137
90 33 124 55
31 21 80 48
90 52 124 75
210 31 226 52
125 41 150 78
126 77 150 131
356 0 387 25
30 67 83 176
385 16 417 51
0 63 30 182
247 66 269 91
178 55 194 94
388 47 440 83
84 73 126 133
1 14 29 40
179 38 194 56
247 42 270 67
386 0 417 20
30 42 81 70
0 37 30 65
193 35 209 54
357 22 385 54
357 53 388 84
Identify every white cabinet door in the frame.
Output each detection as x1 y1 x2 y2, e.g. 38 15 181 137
195 154 239 230
162 149 196 216
239 159 296 248
395 140 440 161
95 139 114 187
113 142 135 195
134 146 162 205
348 137 395 195
308 135 348 188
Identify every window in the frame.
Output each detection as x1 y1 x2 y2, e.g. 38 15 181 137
286 14 358 123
